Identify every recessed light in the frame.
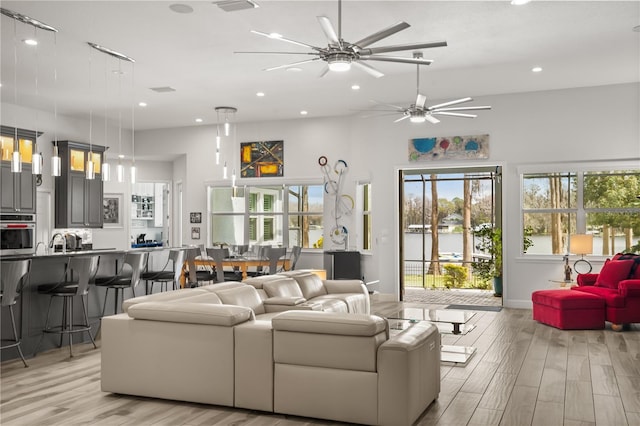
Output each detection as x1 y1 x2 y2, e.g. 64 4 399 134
532 66 543 73
169 3 194 14
138 102 147 107
23 39 37 46
195 118 203 123
256 92 265 97
286 67 302 72
118 154 125 159
351 84 360 90
300 110 308 116
511 0 531 5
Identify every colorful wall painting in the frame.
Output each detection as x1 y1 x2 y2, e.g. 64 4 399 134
409 134 489 161
240 140 284 177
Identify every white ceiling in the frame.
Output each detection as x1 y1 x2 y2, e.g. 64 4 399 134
1 1 639 131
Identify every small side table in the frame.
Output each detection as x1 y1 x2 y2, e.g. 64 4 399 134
548 280 576 289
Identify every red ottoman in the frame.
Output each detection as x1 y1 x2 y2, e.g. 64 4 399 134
532 289 605 330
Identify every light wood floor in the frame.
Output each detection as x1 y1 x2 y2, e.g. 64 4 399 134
1 296 639 426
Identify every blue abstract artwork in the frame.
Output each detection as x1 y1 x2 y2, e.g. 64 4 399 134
409 134 489 161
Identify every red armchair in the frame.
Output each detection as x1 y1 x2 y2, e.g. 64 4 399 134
573 253 640 331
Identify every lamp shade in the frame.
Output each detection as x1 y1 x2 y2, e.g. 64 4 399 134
570 234 593 255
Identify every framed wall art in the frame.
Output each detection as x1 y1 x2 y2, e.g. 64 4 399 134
103 193 123 228
190 212 202 223
240 140 284 177
409 134 490 161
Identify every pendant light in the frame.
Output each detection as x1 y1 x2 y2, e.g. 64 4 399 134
130 62 136 184
29 26 43 175
51 32 61 177
223 161 228 180
214 106 237 176
11 18 21 173
85 44 96 180
87 42 135 183
101 54 110 182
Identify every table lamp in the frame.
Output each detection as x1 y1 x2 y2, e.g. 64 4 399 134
570 234 593 274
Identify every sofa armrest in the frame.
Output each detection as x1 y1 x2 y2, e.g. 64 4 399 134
263 296 307 306
323 280 368 295
618 279 640 297
127 302 254 326
576 273 598 286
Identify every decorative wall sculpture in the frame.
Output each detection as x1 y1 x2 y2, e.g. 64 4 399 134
409 134 490 161
319 156 354 249
240 140 284 177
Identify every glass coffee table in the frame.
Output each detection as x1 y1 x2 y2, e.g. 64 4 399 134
387 307 477 364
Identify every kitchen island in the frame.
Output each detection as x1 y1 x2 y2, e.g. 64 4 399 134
0 246 169 362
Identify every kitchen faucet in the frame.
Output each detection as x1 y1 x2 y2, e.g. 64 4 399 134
49 233 66 254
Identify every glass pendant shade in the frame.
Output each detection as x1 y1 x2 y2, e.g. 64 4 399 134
86 158 95 180
223 161 228 179
130 165 136 184
116 163 125 183
216 150 220 165
224 121 230 137
216 135 221 149
231 169 236 187
102 162 111 181
31 152 43 175
51 146 61 177
11 150 22 173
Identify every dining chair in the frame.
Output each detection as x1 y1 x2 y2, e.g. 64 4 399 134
206 247 237 282
36 255 100 357
184 246 216 287
1 259 32 367
265 247 287 275
289 245 302 270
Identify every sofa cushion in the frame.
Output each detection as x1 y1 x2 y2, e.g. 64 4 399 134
272 311 387 336
127 302 254 326
263 278 304 298
292 273 328 300
572 286 626 308
215 285 266 315
312 293 367 313
594 259 635 289
122 288 208 313
308 297 349 312
532 289 604 309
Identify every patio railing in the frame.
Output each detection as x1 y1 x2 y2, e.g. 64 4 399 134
403 259 490 290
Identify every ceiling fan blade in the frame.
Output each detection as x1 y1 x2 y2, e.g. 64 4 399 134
415 94 427 109
428 97 473 110
394 115 411 123
264 58 320 72
431 106 492 112
317 16 341 47
352 21 410 48
432 112 477 118
358 111 403 119
235 51 317 55
369 99 406 110
360 55 433 65
359 41 447 55
352 61 384 78
251 30 320 51
318 65 330 78
425 115 441 124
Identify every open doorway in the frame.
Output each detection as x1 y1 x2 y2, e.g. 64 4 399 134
130 181 171 248
399 166 502 307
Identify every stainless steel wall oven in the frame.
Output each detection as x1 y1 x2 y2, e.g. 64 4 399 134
0 214 36 256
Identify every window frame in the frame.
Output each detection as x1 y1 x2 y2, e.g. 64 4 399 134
520 163 640 257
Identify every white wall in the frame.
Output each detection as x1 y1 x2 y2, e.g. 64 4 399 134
135 82 639 308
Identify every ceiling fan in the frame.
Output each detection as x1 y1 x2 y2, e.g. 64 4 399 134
365 52 491 123
236 0 447 77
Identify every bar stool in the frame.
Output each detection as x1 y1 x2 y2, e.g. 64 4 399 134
1 259 32 367
94 252 148 317
36 255 99 357
141 248 186 293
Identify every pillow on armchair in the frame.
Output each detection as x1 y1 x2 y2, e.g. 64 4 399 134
594 259 635 289
612 253 640 279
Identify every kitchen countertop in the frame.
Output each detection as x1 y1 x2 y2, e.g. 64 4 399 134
0 246 169 261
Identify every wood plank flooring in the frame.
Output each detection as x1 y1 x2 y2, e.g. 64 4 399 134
1 296 638 425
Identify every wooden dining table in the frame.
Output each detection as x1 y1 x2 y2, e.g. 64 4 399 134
181 256 291 286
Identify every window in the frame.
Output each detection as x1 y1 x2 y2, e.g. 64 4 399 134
209 183 323 249
522 169 640 256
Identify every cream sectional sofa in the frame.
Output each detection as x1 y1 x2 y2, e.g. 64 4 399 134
101 274 441 425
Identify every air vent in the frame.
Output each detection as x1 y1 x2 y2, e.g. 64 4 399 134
213 0 259 12
149 86 176 93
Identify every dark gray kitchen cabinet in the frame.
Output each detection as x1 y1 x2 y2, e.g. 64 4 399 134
54 140 107 228
0 126 37 214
